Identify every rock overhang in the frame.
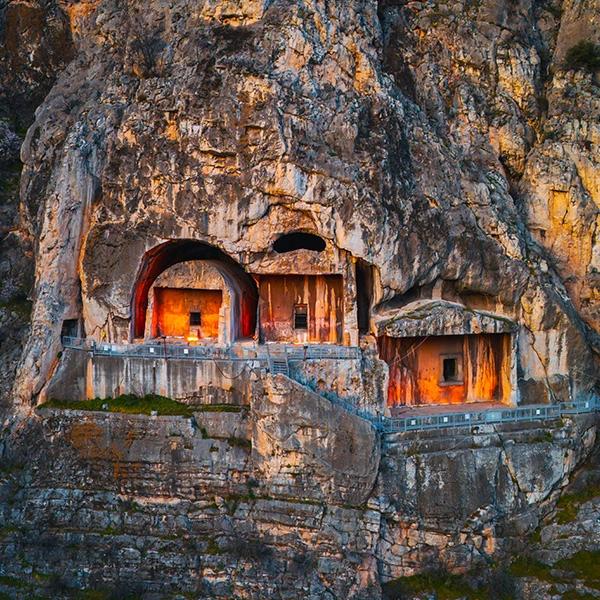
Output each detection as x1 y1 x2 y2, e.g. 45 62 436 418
375 299 518 339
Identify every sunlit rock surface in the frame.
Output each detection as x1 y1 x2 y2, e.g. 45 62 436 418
5 0 597 406
0 0 598 597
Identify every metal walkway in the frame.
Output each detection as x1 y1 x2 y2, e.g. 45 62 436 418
61 337 359 362
379 396 600 433
61 337 599 434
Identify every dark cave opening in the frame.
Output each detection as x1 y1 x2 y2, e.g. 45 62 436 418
356 258 374 335
273 232 326 253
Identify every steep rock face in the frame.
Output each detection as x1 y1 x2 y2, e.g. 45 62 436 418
0 381 385 599
0 389 596 598
8 0 598 407
0 0 75 405
0 1 598 597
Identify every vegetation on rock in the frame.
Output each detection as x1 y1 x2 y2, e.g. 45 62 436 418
556 483 600 524
39 393 195 417
382 567 516 600
564 41 600 72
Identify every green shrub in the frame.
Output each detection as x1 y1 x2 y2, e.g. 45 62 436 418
555 550 600 589
565 41 600 72
509 556 554 582
382 568 481 600
194 403 242 412
0 575 27 589
556 483 600 524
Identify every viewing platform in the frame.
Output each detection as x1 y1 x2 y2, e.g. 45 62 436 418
61 336 361 362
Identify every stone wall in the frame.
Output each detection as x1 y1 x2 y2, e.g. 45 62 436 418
0 375 597 598
44 349 261 405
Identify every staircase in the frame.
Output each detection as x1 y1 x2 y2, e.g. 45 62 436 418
265 345 290 377
270 357 290 376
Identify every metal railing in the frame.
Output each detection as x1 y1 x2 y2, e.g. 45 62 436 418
281 371 380 425
276 344 360 361
381 395 600 433
61 337 599 433
62 337 243 361
61 337 360 363
290 368 365 411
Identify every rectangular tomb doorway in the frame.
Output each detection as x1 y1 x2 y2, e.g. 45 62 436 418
152 287 223 339
378 333 512 407
258 274 344 343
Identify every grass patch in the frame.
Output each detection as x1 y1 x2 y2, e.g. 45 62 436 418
74 587 143 600
205 537 222 555
0 575 27 589
194 404 243 413
565 41 600 72
532 430 553 443
562 591 597 600
555 551 600 589
529 526 542 543
556 484 600 524
509 556 555 582
382 570 486 600
0 525 20 539
39 394 196 417
74 592 112 600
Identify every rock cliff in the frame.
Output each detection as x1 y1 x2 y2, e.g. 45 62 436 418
4 0 597 407
0 0 599 598
0 380 598 598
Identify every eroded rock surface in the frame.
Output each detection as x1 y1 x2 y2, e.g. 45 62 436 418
0 0 599 598
0 0 75 406
3 0 596 407
0 384 597 598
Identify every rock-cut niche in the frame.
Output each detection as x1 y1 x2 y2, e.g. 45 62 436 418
131 240 258 342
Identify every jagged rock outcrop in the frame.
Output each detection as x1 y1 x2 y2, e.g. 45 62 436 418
0 0 75 405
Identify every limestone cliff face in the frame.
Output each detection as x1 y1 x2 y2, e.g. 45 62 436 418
0 1 599 598
0 0 75 404
4 0 597 407
0 382 597 599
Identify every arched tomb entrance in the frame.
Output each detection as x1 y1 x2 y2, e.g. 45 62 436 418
131 240 258 343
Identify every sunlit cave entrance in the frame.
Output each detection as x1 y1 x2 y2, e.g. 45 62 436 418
131 240 258 343
153 288 223 339
147 261 227 341
378 333 513 407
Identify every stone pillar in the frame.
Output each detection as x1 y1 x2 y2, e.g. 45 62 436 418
344 253 359 346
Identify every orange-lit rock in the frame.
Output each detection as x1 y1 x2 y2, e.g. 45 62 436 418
258 274 344 343
0 0 599 597
153 288 222 339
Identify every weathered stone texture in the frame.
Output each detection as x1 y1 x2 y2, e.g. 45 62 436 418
5 0 597 406
0 389 597 598
0 0 599 597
